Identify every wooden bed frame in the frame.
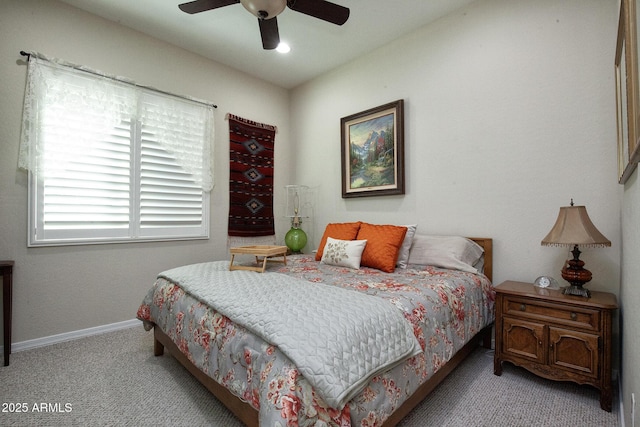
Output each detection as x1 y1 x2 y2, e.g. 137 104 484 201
151 237 493 427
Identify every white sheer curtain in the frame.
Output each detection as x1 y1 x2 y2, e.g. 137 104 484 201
140 91 214 191
19 55 135 177
19 52 214 192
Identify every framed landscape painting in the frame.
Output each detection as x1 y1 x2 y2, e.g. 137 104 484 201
341 100 405 198
617 0 640 183
618 0 640 183
617 0 631 183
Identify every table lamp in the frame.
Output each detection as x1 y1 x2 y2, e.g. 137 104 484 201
284 185 308 253
541 200 611 297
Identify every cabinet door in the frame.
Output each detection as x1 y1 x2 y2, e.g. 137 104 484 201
549 327 599 378
502 317 545 363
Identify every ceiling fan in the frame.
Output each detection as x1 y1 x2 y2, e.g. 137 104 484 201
178 0 350 50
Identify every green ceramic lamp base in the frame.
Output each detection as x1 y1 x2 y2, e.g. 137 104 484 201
285 227 307 253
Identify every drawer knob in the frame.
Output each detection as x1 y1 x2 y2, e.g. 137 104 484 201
520 304 526 311
570 312 577 320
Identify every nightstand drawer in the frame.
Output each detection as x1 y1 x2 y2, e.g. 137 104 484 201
503 296 600 332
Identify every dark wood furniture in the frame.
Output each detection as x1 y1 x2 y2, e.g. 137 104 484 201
151 237 493 426
493 280 617 411
1 261 14 367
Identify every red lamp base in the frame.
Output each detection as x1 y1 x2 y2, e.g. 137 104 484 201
561 245 592 298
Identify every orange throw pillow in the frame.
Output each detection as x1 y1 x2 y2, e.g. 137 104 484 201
315 222 362 261
356 223 408 273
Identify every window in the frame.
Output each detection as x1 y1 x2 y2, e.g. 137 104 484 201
20 55 214 246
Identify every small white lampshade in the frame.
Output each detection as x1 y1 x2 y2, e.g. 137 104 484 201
285 185 309 219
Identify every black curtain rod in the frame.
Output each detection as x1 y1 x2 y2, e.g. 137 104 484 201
19 50 217 109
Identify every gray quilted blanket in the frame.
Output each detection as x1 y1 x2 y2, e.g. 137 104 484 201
158 261 421 409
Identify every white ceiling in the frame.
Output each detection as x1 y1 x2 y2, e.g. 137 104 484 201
58 0 477 89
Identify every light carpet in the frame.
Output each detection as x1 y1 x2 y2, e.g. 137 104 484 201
0 326 619 426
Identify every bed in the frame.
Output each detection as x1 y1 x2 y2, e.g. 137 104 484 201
137 223 495 426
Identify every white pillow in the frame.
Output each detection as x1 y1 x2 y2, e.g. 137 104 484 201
407 235 483 273
396 224 417 269
321 237 367 269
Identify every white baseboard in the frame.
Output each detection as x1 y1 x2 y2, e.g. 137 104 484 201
620 378 626 427
1 319 141 354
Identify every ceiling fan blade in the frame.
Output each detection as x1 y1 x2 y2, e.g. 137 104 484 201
179 0 239 14
259 17 280 50
287 0 349 25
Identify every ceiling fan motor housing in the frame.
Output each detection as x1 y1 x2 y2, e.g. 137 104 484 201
240 0 286 19
179 0 350 50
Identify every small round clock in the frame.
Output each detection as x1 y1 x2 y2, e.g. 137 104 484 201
534 276 559 289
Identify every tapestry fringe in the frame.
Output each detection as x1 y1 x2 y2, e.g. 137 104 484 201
227 235 277 249
225 113 278 133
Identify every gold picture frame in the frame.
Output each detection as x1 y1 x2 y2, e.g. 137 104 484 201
619 0 640 183
617 0 632 182
340 100 405 198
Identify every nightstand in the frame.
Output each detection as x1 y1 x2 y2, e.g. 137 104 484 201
493 280 617 411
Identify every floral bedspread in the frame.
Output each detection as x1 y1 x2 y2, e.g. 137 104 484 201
137 255 495 427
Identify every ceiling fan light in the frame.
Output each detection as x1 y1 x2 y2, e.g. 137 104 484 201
276 42 290 53
240 0 286 19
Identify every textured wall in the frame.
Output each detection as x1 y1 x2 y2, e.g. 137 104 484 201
1 1 634 424
291 0 628 421
291 0 620 293
0 0 291 342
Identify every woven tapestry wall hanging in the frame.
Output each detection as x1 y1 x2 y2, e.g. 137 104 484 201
227 114 277 238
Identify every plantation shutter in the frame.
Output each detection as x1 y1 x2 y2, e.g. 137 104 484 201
38 120 132 239
139 121 206 235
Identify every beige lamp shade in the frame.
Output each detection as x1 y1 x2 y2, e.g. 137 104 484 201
541 205 611 248
542 203 610 297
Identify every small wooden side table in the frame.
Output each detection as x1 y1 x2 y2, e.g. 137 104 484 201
229 245 288 273
1 261 14 367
